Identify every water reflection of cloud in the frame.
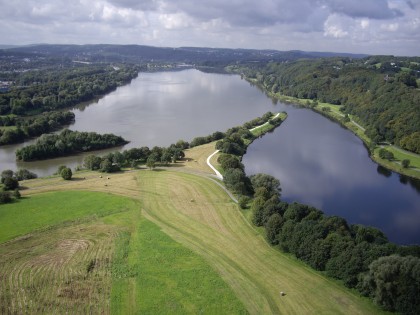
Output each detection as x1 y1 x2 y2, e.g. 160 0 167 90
244 109 387 209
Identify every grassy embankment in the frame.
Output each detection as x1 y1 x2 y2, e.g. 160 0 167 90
244 77 420 179
0 188 247 314
6 143 387 314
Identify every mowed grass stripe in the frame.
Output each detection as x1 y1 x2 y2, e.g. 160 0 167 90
118 218 247 314
0 191 135 243
138 170 385 315
139 171 275 313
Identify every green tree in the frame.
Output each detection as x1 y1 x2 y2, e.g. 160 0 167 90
402 159 410 168
250 173 281 198
160 151 172 165
13 188 21 199
378 148 394 161
60 167 72 180
0 191 12 204
146 155 157 170
3 177 19 190
358 255 420 314
238 196 250 209
100 159 114 173
84 154 102 170
1 169 14 183
266 213 283 245
14 169 37 180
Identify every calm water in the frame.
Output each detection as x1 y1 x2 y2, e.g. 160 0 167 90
0 69 419 244
242 108 420 245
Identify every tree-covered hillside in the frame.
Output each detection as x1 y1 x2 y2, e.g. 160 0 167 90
232 56 420 153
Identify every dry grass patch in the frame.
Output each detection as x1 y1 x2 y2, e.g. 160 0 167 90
182 141 220 174
0 222 118 314
21 170 141 200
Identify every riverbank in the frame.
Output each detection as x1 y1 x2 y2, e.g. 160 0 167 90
10 145 384 314
206 112 286 181
243 77 420 180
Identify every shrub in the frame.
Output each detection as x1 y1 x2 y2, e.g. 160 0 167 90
3 177 18 191
60 167 72 180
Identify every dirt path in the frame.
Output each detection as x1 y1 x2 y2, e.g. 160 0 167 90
206 150 223 180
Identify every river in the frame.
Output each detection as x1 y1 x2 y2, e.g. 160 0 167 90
1 69 419 244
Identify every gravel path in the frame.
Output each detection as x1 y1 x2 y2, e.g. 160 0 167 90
206 150 223 180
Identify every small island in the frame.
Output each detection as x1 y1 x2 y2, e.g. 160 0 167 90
15 129 128 161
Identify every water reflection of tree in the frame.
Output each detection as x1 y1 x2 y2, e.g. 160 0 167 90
377 165 392 178
399 174 420 193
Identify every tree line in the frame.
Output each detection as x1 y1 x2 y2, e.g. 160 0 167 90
230 56 420 153
211 111 420 314
81 142 186 173
220 150 420 314
248 175 420 314
0 64 140 116
15 129 128 161
0 169 37 204
0 111 75 145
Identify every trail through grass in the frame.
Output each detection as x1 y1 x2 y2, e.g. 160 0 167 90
15 150 387 314
138 170 385 315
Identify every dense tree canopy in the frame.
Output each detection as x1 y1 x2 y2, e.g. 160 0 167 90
16 129 128 161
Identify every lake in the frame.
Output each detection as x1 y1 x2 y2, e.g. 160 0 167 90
1 69 419 244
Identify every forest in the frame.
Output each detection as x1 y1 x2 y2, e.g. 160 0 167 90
229 56 420 153
0 64 140 116
15 129 128 161
0 111 75 145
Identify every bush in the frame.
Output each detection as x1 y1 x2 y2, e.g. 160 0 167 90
60 167 72 180
3 177 18 191
14 169 37 180
378 148 394 161
402 159 410 168
238 196 250 209
13 189 21 199
1 169 14 183
0 191 12 204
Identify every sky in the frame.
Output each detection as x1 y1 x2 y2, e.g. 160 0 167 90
0 0 419 56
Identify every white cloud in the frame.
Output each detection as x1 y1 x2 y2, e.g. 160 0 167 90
360 19 369 29
0 0 419 55
159 12 192 29
323 14 349 38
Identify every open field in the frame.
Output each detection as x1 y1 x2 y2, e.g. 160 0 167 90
110 214 248 314
0 191 134 314
137 170 385 314
1 182 247 313
0 191 135 243
5 143 388 314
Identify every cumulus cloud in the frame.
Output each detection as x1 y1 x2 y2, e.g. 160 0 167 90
0 0 419 55
322 0 403 19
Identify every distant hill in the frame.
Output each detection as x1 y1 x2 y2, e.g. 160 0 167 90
3 44 368 64
0 45 22 49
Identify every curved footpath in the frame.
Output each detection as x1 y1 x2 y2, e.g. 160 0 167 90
206 149 223 180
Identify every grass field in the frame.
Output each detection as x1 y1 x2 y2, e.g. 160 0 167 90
137 170 385 314
1 187 247 314
2 143 388 314
0 191 136 243
110 215 248 314
0 191 133 314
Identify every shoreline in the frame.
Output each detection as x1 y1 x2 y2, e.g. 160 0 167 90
242 77 420 180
